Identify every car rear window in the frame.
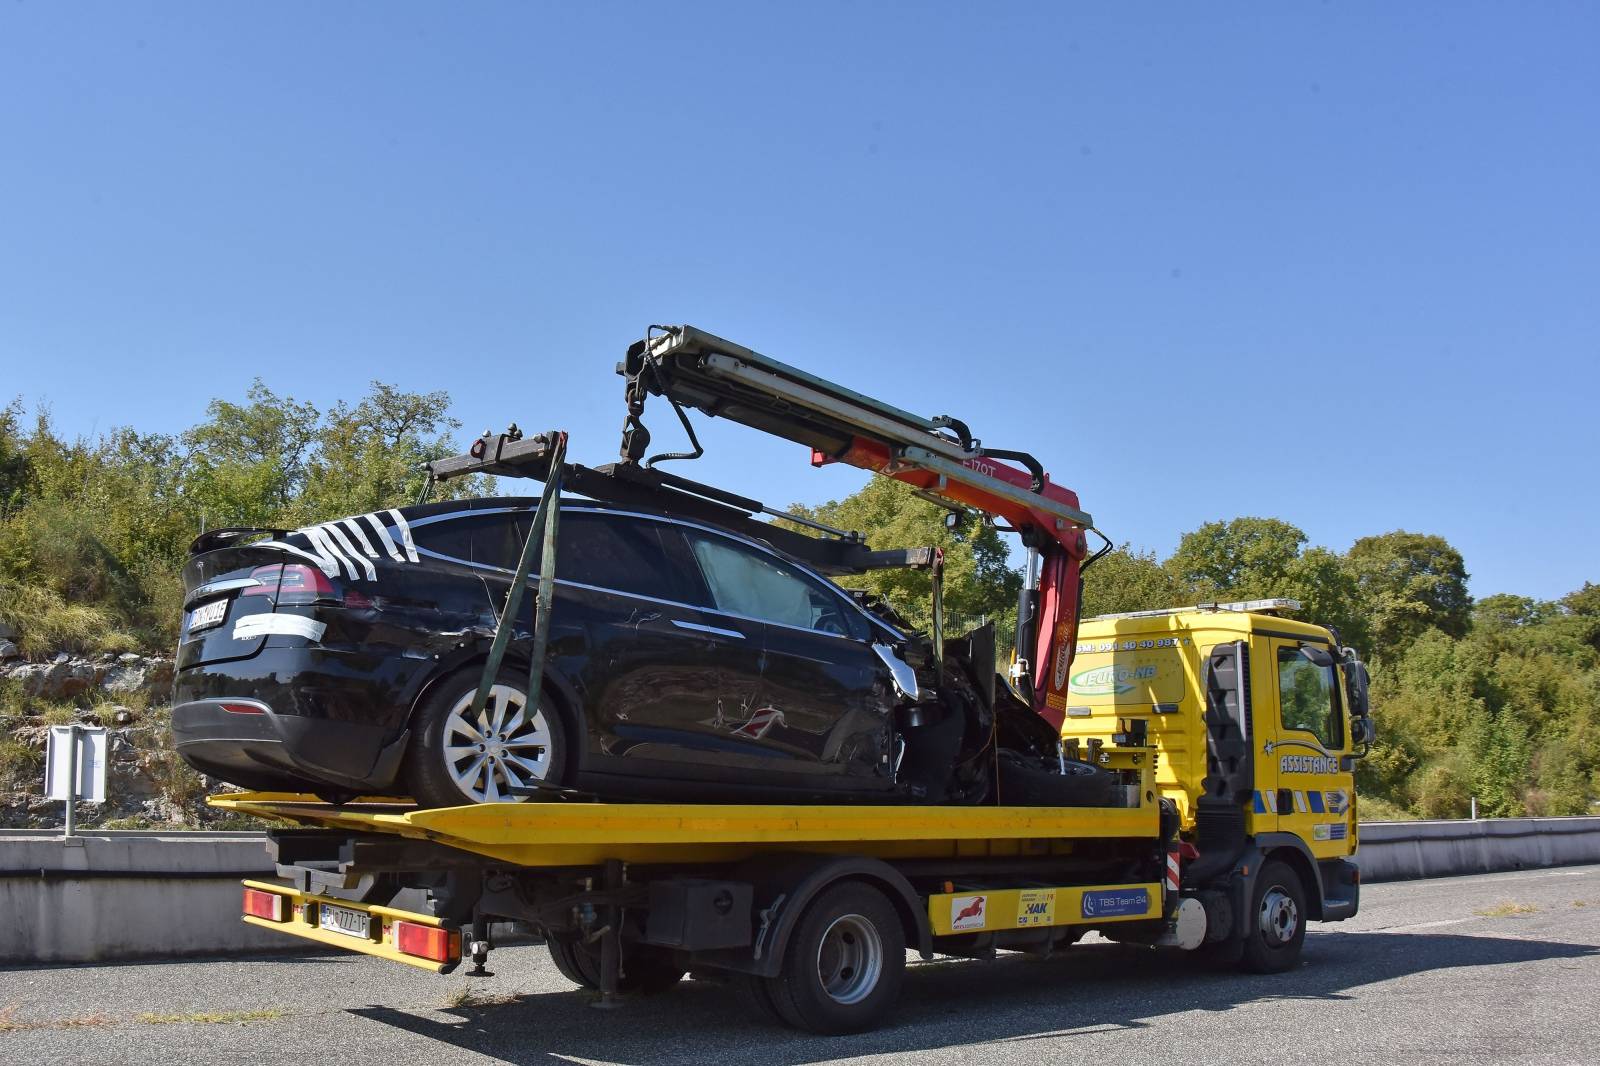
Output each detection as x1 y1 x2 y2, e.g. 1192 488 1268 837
411 513 508 565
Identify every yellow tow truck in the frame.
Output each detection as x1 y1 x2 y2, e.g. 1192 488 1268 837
212 327 1372 1033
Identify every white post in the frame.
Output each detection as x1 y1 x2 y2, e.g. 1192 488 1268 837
1470 795 1478 821
63 723 81 838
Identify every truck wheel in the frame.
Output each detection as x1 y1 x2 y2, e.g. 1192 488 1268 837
766 882 905 1034
407 668 569 807
546 938 685 995
1241 860 1306 974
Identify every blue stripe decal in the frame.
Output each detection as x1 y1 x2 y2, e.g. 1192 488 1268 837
1308 791 1326 814
1330 823 1348 840
1253 791 1266 814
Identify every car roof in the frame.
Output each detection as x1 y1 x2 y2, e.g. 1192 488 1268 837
396 494 798 563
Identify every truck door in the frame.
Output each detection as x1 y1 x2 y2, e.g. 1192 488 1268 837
1264 636 1354 861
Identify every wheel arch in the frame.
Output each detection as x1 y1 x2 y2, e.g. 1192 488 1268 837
405 650 586 786
1252 833 1324 920
727 854 932 978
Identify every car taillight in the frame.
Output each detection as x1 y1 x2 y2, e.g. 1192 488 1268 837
243 887 286 922
220 701 267 715
394 921 460 963
240 563 356 606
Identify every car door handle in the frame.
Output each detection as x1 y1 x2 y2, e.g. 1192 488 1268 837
671 619 745 640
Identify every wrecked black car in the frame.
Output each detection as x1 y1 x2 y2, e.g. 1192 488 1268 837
171 497 1122 809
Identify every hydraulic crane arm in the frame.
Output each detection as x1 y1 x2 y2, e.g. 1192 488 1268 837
617 324 1094 715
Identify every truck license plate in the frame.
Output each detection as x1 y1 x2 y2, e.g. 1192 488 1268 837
187 599 228 633
318 904 372 939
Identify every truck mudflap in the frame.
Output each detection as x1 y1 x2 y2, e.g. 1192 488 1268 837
1318 858 1360 921
239 879 462 973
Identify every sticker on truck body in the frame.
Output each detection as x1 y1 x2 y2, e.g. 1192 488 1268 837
950 895 987 931
1080 888 1149 919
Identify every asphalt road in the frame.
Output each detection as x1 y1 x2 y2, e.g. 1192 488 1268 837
4 864 1599 1065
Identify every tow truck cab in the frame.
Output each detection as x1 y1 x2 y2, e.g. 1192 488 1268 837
1053 599 1371 927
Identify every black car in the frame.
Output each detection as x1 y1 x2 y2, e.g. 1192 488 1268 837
172 497 1117 808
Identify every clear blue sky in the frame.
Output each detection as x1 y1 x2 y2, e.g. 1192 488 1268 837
3 3 1596 601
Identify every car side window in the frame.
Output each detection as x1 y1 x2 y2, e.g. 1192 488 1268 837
554 512 685 603
1277 645 1342 749
687 532 863 637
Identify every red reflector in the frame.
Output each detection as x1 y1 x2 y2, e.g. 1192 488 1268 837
394 921 460 963
243 888 286 922
220 702 266 715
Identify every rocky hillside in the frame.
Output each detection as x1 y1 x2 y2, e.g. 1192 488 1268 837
0 634 254 829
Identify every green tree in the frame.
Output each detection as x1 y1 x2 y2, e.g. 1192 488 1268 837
0 399 34 511
1165 517 1366 649
182 381 321 528
1347 531 1470 659
297 383 482 521
1166 517 1307 596
1081 544 1190 617
788 477 1021 639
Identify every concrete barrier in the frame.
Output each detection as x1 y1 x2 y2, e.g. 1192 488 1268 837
0 829 280 964
1356 816 1600 882
5 816 1600 963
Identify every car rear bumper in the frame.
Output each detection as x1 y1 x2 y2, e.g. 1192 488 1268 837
172 697 408 794
172 643 432 793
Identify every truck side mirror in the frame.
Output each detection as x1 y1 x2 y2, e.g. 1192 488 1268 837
1350 716 1376 747
1300 645 1335 668
1341 649 1371 719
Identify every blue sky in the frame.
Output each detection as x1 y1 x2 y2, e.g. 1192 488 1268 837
3 2 1596 600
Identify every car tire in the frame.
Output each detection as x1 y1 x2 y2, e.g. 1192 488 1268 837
406 667 569 807
764 881 905 1034
546 937 684 995
1240 859 1307 974
994 749 1125 807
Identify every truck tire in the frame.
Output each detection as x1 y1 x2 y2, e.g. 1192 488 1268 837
546 937 685 995
1240 859 1306 974
730 972 785 1024
765 881 905 1034
406 667 569 808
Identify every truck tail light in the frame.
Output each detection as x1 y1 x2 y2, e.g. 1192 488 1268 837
243 887 286 922
394 921 460 964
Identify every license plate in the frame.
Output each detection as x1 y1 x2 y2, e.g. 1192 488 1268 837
318 903 373 939
187 598 229 634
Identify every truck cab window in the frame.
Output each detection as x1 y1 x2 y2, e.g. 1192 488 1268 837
1277 646 1342 749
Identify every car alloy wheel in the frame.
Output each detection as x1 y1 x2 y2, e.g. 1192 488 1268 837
443 683 552 803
